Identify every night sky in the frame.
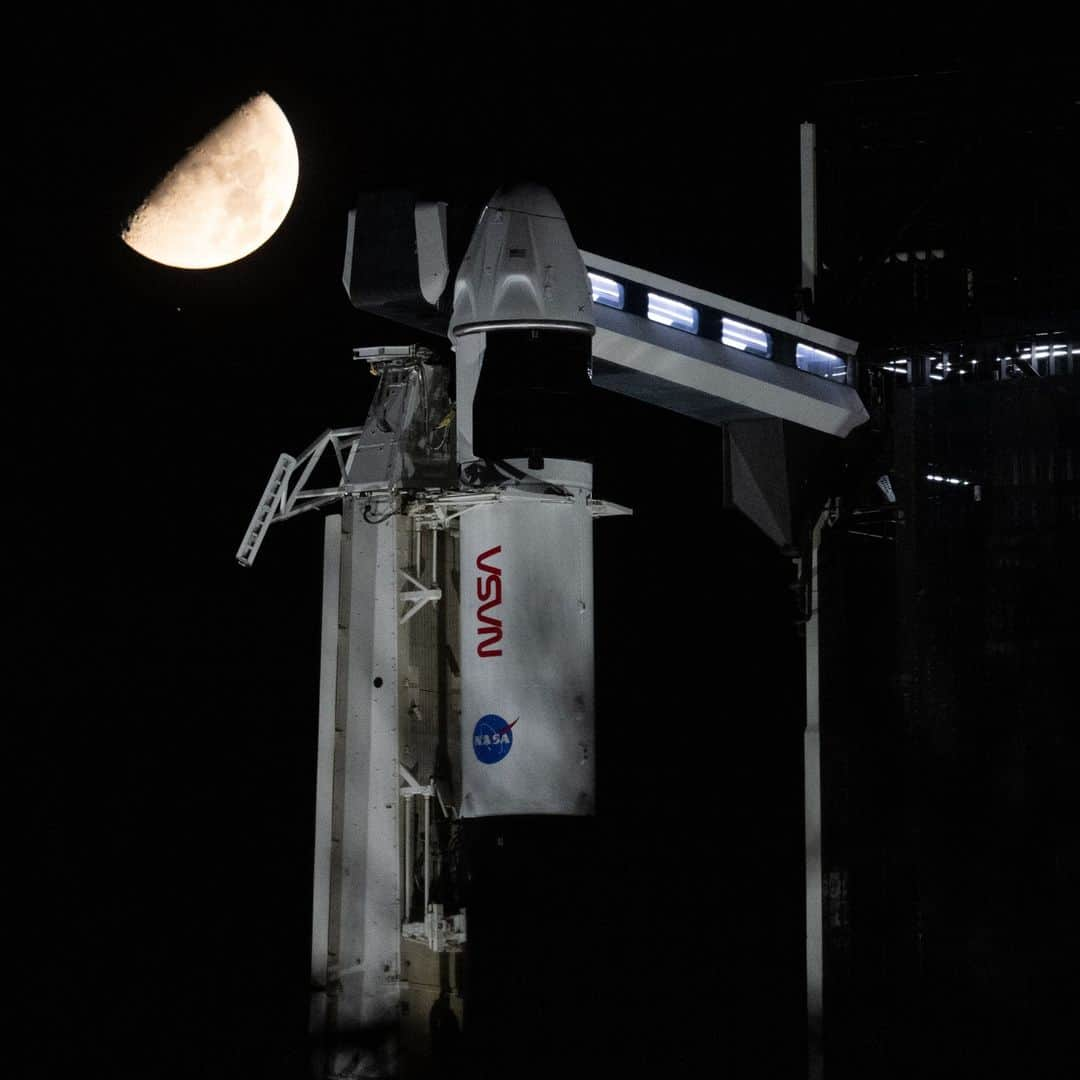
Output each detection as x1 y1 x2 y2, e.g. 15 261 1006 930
14 27 1076 1080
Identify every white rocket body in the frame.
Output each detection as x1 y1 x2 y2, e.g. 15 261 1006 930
458 467 595 817
450 185 597 818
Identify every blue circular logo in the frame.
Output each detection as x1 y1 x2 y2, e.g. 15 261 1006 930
473 714 516 764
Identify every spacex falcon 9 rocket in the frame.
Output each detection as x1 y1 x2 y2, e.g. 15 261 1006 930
237 179 867 1077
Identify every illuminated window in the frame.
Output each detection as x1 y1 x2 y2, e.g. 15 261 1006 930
721 318 770 356
796 343 847 381
647 293 699 333
588 273 625 310
925 472 971 487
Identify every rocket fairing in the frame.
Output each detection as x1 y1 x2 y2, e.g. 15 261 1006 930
450 184 599 819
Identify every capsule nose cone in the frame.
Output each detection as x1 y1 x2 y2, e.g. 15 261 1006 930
488 182 566 220
450 180 593 340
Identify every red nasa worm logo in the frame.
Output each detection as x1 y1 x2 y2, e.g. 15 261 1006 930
476 545 503 657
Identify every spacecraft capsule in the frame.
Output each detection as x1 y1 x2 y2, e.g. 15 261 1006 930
449 183 595 339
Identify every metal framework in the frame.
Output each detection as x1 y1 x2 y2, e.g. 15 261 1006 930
581 251 868 437
236 426 384 567
238 449 632 570
399 763 465 954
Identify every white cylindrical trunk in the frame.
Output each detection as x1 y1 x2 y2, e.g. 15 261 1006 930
459 470 595 817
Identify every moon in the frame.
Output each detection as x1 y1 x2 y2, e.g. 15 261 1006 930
122 92 299 269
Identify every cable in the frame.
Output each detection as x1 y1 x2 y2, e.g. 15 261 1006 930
363 503 396 524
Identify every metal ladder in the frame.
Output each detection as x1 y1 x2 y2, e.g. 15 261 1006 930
235 453 295 567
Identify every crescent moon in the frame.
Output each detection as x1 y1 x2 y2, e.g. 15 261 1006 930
122 92 299 270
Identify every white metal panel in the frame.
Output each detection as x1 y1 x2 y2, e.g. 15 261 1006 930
459 489 595 817
310 514 342 1037
310 501 402 1074
453 334 483 467
414 200 449 305
333 502 402 1038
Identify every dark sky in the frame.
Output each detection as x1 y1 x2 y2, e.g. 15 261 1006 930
14 27 1075 1079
